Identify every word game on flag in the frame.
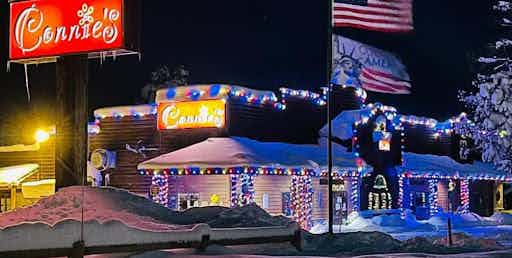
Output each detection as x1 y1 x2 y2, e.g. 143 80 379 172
333 0 413 33
332 35 411 94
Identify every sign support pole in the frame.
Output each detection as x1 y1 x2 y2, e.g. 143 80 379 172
327 0 334 236
55 55 88 190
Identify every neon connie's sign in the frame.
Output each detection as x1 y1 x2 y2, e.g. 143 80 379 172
158 100 226 130
10 0 125 60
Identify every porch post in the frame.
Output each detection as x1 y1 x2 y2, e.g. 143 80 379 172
9 185 16 210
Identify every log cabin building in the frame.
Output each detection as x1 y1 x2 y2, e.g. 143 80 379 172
88 83 510 229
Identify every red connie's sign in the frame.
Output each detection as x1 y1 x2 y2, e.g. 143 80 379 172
10 0 137 61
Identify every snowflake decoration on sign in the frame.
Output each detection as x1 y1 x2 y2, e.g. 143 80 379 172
77 3 94 26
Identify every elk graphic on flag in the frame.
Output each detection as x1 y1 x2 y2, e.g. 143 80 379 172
332 35 411 94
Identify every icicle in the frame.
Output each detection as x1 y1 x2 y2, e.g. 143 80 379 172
6 61 11 72
24 63 31 102
138 52 142 62
99 52 103 67
112 50 117 61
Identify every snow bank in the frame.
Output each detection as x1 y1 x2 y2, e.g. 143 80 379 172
207 204 291 228
0 187 298 252
427 212 496 228
0 186 191 231
488 212 512 224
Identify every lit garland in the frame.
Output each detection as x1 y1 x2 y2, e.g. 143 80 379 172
428 179 439 216
459 179 470 214
290 175 313 230
151 174 169 206
139 167 317 177
351 177 359 212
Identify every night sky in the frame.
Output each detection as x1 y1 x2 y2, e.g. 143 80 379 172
0 0 497 129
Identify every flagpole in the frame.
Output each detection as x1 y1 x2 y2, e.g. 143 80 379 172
327 0 334 236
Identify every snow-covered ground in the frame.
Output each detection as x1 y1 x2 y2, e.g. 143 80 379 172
1 186 511 257
310 209 512 248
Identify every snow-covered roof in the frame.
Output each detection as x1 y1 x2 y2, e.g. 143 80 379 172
0 143 40 153
94 104 157 119
320 104 469 141
319 109 363 140
138 137 369 176
0 164 39 186
399 152 508 181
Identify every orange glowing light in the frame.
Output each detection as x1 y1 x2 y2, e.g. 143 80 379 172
157 100 226 130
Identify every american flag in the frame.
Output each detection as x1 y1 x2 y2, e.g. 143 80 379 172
333 0 413 33
360 67 411 94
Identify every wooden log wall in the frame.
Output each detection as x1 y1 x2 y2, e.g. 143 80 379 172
172 175 230 209
279 98 324 144
227 100 283 142
332 87 363 118
88 115 159 195
253 176 291 216
403 124 453 157
0 139 56 182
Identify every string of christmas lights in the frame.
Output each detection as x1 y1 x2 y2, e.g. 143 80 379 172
459 179 470 214
350 177 359 212
290 175 313 230
428 179 439 217
239 174 255 206
160 85 286 111
139 167 317 177
279 88 326 106
230 174 239 208
398 175 405 219
399 171 512 182
151 174 169 206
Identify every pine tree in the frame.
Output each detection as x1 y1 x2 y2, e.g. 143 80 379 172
460 1 512 172
140 65 190 103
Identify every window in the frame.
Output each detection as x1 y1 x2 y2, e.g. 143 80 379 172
317 192 324 209
0 193 10 212
178 193 200 211
282 192 292 216
262 193 269 209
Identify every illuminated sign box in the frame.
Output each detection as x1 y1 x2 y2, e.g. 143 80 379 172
9 0 140 64
158 100 226 130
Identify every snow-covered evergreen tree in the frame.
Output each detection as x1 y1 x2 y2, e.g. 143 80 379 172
460 1 512 172
140 65 190 103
